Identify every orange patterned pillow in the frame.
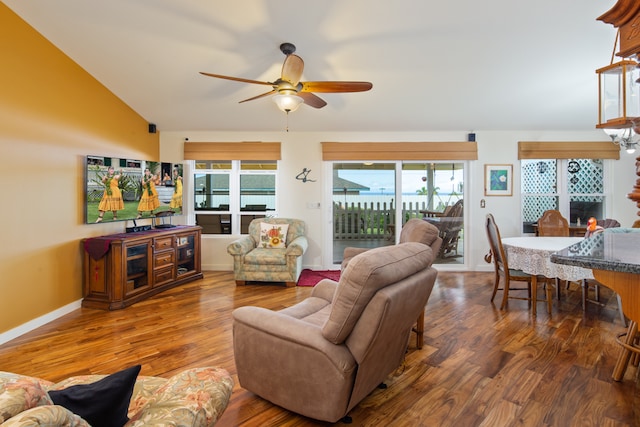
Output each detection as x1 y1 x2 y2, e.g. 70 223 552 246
259 223 288 248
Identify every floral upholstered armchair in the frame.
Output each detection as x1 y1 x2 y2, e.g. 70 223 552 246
227 218 308 287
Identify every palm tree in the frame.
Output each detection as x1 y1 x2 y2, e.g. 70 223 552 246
416 186 441 210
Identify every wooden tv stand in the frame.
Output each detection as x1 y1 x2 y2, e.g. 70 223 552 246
82 225 203 310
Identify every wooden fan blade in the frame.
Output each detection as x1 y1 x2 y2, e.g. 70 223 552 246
281 54 304 85
238 90 276 103
300 81 373 93
297 92 327 109
199 72 273 86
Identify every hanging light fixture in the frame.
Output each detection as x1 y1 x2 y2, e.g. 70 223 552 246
272 89 304 113
603 126 639 153
596 29 640 153
272 87 304 132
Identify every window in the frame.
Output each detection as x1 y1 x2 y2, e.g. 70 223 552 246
517 141 617 233
194 160 278 234
521 158 606 233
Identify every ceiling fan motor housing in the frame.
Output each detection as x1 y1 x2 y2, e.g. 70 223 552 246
280 42 296 55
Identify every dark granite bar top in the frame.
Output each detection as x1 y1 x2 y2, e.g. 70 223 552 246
550 229 640 274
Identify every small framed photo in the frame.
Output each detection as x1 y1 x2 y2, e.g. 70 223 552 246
485 164 513 196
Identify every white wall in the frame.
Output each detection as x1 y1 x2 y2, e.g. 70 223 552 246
160 130 638 273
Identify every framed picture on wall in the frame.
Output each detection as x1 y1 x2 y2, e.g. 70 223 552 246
485 164 513 196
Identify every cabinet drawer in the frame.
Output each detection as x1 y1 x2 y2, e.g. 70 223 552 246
154 236 174 251
154 251 175 269
154 267 175 286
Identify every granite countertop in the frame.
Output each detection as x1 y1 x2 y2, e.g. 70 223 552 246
550 229 640 274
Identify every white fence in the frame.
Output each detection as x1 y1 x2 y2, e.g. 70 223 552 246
333 200 439 240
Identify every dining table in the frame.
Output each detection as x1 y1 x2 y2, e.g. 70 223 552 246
501 236 593 316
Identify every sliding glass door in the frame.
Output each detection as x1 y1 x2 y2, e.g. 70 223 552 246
332 161 465 266
332 163 396 263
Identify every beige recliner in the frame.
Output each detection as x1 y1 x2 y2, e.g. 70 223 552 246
341 218 442 348
232 242 438 423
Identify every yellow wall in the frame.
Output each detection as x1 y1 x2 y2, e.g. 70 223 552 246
0 4 159 334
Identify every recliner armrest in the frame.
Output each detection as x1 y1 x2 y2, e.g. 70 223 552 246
310 279 338 302
233 307 354 369
341 247 370 270
343 247 369 260
285 236 308 256
227 236 255 256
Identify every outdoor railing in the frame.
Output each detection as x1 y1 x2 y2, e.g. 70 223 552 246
333 201 431 239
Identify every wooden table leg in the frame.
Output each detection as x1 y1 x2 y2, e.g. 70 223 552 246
546 279 553 315
613 321 638 381
413 310 425 349
531 275 537 316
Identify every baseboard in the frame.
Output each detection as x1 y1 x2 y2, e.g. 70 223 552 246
0 299 82 346
201 263 233 271
201 264 327 271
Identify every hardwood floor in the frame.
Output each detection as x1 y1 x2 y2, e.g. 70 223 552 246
0 271 637 426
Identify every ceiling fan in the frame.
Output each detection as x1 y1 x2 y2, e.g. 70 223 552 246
200 42 373 113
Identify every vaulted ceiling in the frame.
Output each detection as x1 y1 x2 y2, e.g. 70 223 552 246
4 0 618 132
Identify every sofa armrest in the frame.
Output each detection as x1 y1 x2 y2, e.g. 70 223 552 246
285 236 308 256
127 367 233 427
0 372 54 423
227 236 255 256
1 405 90 427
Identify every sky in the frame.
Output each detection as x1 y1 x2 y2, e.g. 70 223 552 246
338 168 464 195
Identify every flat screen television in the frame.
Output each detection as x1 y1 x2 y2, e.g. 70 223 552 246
85 155 184 224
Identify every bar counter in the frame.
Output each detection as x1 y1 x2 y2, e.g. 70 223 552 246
551 230 640 274
551 229 640 383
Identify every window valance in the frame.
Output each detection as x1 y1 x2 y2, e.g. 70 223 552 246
518 141 619 160
183 142 281 161
321 141 478 161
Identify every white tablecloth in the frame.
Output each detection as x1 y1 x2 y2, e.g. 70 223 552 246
501 237 594 282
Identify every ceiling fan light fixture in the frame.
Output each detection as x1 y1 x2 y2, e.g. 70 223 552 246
273 93 304 113
603 128 623 139
603 124 640 153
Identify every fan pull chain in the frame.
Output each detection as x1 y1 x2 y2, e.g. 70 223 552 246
285 111 290 132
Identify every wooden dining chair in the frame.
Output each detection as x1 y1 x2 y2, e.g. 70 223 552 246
537 210 569 236
536 209 572 299
485 214 553 314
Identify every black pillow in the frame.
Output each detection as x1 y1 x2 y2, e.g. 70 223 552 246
48 365 141 427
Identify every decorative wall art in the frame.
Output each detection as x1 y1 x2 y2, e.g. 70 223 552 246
485 164 513 196
295 168 315 183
